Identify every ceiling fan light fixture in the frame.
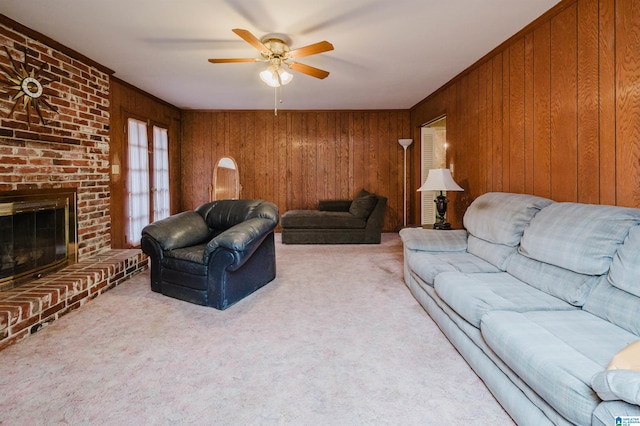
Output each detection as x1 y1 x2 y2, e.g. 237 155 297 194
259 65 293 88
278 68 293 85
259 67 277 87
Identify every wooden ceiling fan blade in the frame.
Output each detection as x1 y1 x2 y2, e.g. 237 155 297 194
289 62 330 79
208 58 260 63
232 28 270 54
288 41 334 58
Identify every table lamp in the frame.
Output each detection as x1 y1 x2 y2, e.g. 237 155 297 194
417 168 463 229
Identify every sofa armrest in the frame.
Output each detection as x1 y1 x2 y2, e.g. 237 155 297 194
318 199 351 212
399 228 468 252
141 211 211 250
204 217 277 270
592 370 640 406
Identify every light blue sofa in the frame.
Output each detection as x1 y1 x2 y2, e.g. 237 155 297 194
400 192 640 425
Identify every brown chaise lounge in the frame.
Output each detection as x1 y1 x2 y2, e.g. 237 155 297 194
280 189 387 244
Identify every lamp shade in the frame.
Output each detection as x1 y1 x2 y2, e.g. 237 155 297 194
260 66 293 87
398 138 413 148
418 168 463 192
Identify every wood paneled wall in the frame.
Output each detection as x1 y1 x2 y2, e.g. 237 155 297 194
181 110 410 231
109 77 182 248
410 0 640 228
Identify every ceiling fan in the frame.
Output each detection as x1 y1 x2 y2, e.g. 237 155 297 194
208 29 334 87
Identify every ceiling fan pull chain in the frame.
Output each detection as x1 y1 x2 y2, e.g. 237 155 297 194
274 85 286 116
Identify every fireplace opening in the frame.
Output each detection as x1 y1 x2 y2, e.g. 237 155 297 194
0 189 77 291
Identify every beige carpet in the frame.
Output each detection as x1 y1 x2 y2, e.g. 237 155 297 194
0 233 512 425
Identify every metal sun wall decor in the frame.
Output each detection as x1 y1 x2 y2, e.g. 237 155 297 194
0 46 58 126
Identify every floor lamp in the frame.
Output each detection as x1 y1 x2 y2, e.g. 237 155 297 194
398 138 413 227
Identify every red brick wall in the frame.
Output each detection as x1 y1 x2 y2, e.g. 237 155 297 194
0 22 111 259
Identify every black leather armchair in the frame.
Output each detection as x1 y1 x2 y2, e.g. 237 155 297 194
141 199 279 310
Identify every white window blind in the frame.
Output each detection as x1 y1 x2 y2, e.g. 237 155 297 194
421 127 436 224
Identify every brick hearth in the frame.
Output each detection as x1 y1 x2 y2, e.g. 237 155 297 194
0 250 147 351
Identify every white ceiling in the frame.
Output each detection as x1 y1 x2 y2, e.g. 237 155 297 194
1 0 561 111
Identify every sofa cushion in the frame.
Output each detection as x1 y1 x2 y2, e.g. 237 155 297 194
519 203 640 275
434 272 576 328
608 225 640 298
349 193 378 219
198 199 264 230
163 243 208 275
583 279 640 336
467 235 516 270
399 228 468 252
463 192 553 247
481 310 638 426
506 252 600 306
406 251 500 287
280 210 367 229
592 399 640 424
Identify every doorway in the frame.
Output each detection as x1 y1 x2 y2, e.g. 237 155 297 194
420 116 447 225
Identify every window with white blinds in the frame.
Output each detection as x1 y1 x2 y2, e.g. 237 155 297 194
125 119 170 246
153 126 170 222
421 117 447 225
126 118 150 246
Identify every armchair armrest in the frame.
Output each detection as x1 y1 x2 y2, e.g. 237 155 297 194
399 228 468 252
205 217 277 270
140 211 212 294
141 211 211 250
318 199 352 212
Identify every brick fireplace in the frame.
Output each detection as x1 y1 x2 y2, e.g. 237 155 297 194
0 188 78 291
0 19 147 350
0 22 111 254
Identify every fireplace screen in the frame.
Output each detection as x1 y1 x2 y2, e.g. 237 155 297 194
0 190 77 291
